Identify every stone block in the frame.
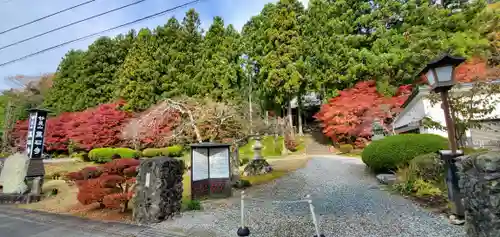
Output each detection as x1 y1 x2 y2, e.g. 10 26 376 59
133 156 184 224
457 151 500 236
376 174 396 185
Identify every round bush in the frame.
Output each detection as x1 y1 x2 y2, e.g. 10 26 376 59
409 153 444 182
361 134 448 173
339 144 354 154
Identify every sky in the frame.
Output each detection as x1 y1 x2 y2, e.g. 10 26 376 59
0 0 310 91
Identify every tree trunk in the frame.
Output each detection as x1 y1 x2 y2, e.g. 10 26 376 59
122 200 129 213
265 111 269 125
298 94 304 136
287 98 294 138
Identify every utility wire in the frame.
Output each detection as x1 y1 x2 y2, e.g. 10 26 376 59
0 0 201 67
0 0 98 35
0 0 148 51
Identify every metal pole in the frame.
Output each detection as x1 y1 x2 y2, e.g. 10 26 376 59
307 195 321 237
440 90 457 154
241 191 245 228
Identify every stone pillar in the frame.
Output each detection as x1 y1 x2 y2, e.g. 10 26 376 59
457 151 500 237
30 176 43 195
133 157 184 224
252 136 263 160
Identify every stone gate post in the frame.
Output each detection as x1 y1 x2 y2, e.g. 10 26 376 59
457 151 500 237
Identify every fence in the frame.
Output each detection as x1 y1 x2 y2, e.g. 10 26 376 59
236 191 325 237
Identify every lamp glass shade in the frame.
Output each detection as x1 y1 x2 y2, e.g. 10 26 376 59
435 65 453 82
425 70 436 86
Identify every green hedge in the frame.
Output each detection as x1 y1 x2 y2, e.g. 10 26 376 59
88 148 140 163
362 134 448 173
142 145 183 158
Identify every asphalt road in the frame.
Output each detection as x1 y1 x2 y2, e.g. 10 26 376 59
0 206 185 237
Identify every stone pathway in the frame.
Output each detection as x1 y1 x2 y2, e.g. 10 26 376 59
152 156 465 237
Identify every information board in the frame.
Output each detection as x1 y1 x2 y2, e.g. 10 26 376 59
209 147 230 178
192 147 209 181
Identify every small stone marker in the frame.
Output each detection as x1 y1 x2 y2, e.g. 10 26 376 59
145 172 150 188
375 174 396 185
0 153 30 194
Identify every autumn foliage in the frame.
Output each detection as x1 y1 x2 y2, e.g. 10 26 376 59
66 158 139 212
315 80 412 146
11 100 181 152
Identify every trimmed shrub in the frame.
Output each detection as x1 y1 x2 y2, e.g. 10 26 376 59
166 145 183 157
409 153 444 182
142 145 183 158
88 148 139 163
361 134 448 172
66 159 139 212
339 144 354 154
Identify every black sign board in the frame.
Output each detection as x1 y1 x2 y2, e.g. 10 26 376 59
190 142 232 200
26 109 49 160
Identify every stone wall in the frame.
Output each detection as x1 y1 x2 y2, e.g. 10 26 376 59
457 151 500 237
133 157 184 224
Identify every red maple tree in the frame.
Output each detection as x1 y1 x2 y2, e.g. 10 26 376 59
66 101 132 150
314 80 412 146
66 158 139 212
12 101 133 152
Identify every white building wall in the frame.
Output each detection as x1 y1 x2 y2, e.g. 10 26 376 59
420 92 500 140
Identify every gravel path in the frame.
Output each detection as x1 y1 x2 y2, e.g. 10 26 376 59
152 156 465 237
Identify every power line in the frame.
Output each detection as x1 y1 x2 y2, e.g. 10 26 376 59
0 0 202 67
0 0 148 51
0 0 98 35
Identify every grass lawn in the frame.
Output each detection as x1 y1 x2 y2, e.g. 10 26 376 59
44 161 96 179
239 135 306 160
241 158 309 185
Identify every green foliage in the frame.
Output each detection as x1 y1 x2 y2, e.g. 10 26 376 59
88 147 139 163
45 32 135 113
413 179 443 198
361 134 448 172
339 144 354 154
409 153 444 183
32 1 497 119
71 152 89 162
463 147 490 154
142 145 184 158
240 157 250 166
183 199 202 211
427 81 500 148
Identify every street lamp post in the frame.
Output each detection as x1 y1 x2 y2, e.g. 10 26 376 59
418 53 466 219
